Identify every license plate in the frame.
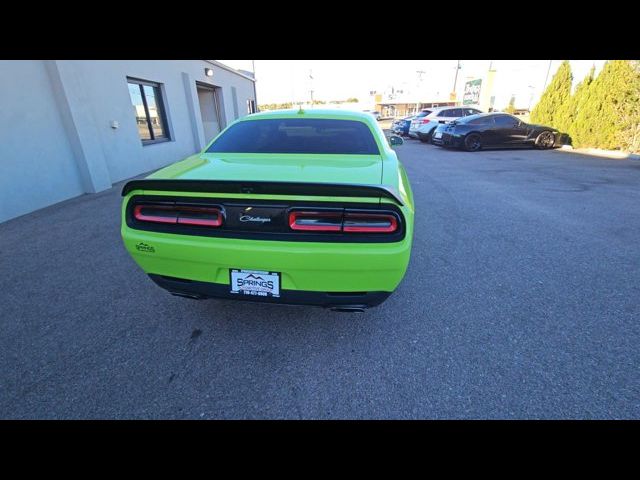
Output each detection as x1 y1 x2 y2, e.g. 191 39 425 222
230 269 280 298
434 132 443 139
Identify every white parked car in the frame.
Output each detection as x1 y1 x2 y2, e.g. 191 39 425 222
409 106 483 142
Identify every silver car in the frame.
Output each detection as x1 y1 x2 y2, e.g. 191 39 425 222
409 106 483 142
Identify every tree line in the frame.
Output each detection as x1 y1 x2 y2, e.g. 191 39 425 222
530 60 640 153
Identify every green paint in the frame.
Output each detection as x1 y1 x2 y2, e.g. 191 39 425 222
121 109 414 295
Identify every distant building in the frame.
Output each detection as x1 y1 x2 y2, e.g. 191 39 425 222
375 100 457 118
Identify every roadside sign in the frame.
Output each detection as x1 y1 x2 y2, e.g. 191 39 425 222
463 79 482 105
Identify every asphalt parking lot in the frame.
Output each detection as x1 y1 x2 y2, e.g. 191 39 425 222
1 140 639 419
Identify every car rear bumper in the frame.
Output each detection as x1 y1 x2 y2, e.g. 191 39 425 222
122 227 412 295
432 132 462 147
149 274 392 309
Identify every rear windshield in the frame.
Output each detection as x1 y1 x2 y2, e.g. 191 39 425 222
415 110 432 118
206 118 380 155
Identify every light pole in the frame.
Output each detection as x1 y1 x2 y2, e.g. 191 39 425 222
542 60 553 90
527 85 535 111
251 60 258 112
452 60 461 102
416 70 425 114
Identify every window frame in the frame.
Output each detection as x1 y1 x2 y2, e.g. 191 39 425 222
467 115 494 125
127 77 171 145
494 114 519 127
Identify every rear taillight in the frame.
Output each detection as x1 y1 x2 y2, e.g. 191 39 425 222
176 207 223 227
420 119 430 124
133 205 178 224
343 213 398 233
133 205 223 227
288 210 399 234
289 211 342 231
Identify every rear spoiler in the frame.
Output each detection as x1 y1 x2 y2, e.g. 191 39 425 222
121 179 404 206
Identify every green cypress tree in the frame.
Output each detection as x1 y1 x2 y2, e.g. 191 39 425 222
613 60 640 153
567 66 595 148
577 60 640 151
530 60 573 129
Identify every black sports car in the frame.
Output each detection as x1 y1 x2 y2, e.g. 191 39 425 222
431 113 561 151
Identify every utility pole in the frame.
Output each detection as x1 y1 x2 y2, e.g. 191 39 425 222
309 69 314 107
416 70 425 114
452 60 461 103
527 85 535 111
542 60 553 90
251 60 258 112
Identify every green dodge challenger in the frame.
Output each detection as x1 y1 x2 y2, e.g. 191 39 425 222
121 109 414 311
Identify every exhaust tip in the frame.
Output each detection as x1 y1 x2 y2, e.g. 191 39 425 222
170 292 205 300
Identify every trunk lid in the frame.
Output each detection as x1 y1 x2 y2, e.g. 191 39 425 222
151 153 383 186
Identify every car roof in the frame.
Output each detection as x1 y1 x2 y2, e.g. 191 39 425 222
242 108 377 122
424 106 461 112
458 112 516 123
425 105 481 112
466 112 514 118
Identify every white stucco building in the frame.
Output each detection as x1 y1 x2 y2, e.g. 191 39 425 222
0 60 257 222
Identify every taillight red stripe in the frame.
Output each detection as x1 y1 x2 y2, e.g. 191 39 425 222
134 205 223 227
288 210 399 233
289 211 342 231
133 205 177 224
343 213 398 233
176 207 223 227
177 217 221 227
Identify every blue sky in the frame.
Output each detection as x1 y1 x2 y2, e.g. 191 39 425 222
220 60 606 109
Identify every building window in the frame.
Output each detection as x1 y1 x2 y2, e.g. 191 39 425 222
247 99 257 114
127 78 170 144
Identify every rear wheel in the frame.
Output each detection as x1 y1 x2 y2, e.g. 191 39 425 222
536 131 555 149
463 133 482 152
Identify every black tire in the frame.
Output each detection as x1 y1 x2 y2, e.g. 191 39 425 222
535 131 555 149
463 133 482 152
418 130 434 143
425 130 435 143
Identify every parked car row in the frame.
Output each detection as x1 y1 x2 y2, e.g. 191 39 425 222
393 108 561 152
390 115 415 136
410 107 483 143
431 113 561 151
391 106 482 141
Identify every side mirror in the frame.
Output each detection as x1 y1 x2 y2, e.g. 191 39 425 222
389 135 404 147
